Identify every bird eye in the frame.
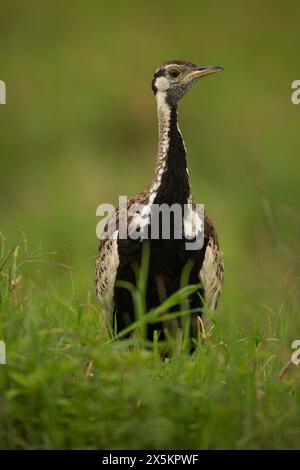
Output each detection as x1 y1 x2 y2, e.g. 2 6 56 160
169 68 181 78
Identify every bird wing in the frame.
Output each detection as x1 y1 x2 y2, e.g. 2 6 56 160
199 213 224 311
95 202 123 325
96 236 119 326
96 192 149 325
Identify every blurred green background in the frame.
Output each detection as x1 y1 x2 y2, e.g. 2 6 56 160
1 0 300 326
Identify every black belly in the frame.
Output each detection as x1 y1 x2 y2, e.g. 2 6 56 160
114 234 208 341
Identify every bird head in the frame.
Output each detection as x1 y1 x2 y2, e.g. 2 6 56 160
152 60 223 107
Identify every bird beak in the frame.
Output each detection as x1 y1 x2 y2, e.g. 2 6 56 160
182 65 224 84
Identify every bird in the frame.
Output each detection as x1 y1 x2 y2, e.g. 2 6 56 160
96 59 224 342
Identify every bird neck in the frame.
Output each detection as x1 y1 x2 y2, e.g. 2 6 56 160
150 93 191 206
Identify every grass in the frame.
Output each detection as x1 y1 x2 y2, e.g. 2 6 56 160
1 239 300 450
1 0 300 450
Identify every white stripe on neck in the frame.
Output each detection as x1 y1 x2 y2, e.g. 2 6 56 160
149 91 171 204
